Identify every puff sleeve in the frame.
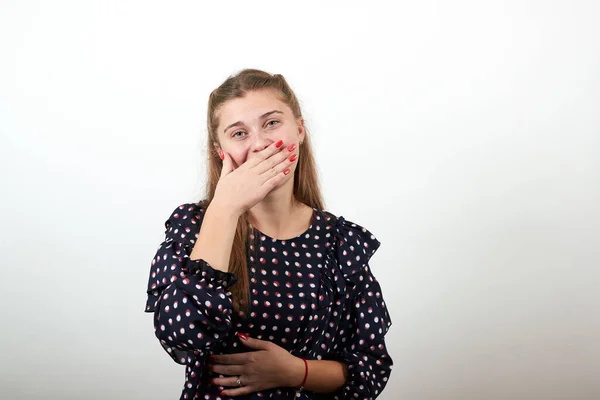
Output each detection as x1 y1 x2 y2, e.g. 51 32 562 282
144 203 238 365
324 216 393 400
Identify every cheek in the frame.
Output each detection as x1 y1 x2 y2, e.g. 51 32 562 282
230 151 247 168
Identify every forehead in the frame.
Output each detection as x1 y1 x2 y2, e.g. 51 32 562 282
217 89 289 127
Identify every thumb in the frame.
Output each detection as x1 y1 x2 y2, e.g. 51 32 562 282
237 333 269 350
220 149 234 178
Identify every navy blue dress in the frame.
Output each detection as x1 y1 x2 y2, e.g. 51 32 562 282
145 202 393 399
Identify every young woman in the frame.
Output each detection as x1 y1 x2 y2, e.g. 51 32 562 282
144 69 393 399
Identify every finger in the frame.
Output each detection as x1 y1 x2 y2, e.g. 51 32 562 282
211 375 247 388
260 156 295 189
261 166 292 193
210 353 249 365
255 142 296 176
260 170 291 196
220 150 234 178
244 139 285 170
210 363 245 376
221 385 256 397
237 333 271 350
257 149 297 187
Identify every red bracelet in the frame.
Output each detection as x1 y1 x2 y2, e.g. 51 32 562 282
295 357 308 395
300 357 308 387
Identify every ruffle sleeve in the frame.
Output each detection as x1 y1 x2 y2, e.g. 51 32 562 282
323 214 393 400
144 203 238 367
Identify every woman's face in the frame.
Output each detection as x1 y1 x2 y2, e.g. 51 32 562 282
214 89 305 169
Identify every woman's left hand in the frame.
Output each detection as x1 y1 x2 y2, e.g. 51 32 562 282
207 332 304 396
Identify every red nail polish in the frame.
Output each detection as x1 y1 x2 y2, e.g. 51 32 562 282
289 154 297 162
219 149 224 160
237 332 248 340
287 143 296 152
220 391 226 396
283 168 290 175
275 139 283 148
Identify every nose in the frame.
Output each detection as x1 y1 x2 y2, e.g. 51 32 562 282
250 131 275 153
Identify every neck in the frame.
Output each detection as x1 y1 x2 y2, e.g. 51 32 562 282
248 180 301 237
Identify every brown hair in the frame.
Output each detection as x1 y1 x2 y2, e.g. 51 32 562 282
200 68 325 315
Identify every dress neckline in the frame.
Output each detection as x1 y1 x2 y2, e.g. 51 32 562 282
251 207 318 242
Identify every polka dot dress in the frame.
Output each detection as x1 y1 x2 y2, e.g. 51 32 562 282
145 203 393 400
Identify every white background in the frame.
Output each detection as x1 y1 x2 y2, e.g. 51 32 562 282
1 1 599 399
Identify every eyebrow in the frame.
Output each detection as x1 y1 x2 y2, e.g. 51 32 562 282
223 110 284 135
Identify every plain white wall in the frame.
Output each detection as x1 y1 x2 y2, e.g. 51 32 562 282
1 1 599 399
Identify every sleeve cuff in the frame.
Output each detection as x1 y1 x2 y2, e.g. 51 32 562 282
182 257 238 289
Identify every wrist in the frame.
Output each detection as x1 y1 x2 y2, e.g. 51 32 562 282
286 355 307 388
207 200 242 221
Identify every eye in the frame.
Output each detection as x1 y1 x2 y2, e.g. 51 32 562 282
266 120 280 127
232 130 246 138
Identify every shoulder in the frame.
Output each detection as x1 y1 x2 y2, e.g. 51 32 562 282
318 209 383 298
165 201 208 226
320 209 381 265
163 200 209 245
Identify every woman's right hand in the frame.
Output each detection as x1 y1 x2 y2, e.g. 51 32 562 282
212 140 298 216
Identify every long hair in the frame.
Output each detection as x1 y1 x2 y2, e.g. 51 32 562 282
200 68 325 315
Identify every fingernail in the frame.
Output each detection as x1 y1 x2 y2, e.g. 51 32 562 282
275 139 283 148
289 154 297 162
219 149 224 160
220 391 227 396
283 168 291 175
287 143 296 152
237 332 248 340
